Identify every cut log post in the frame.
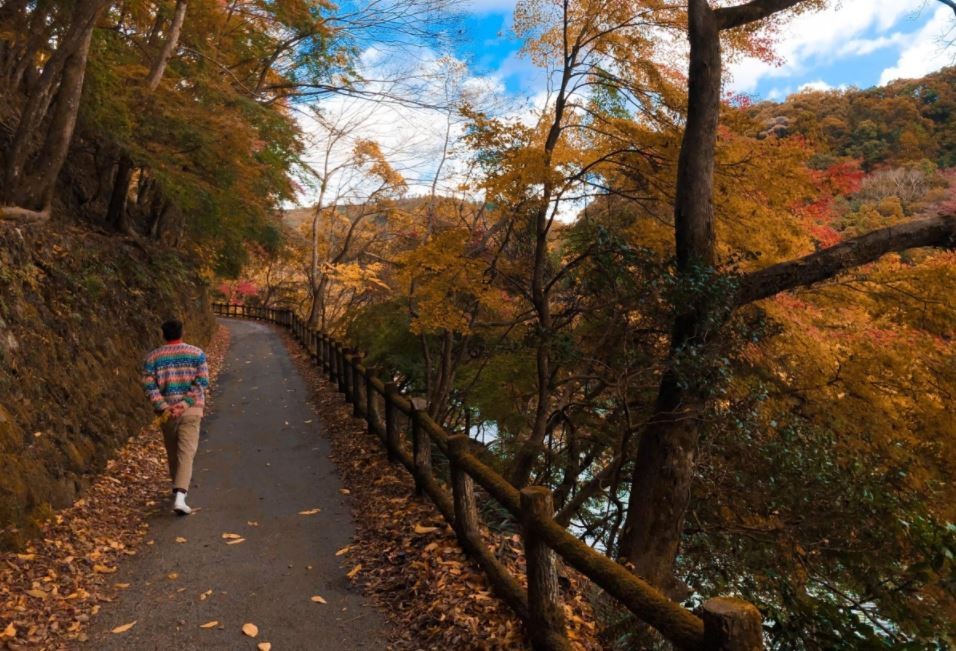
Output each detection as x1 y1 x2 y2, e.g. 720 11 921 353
448 435 480 544
329 341 339 384
520 487 571 651
702 597 763 651
337 346 349 394
384 382 400 461
342 348 355 402
411 401 432 496
352 352 365 417
365 367 381 437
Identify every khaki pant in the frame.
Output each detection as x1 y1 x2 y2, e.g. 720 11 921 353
161 414 201 491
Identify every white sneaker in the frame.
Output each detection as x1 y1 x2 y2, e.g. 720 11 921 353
173 491 192 516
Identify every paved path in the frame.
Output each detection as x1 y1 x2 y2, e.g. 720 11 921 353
84 319 386 650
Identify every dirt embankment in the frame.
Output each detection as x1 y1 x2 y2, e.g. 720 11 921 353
0 223 214 547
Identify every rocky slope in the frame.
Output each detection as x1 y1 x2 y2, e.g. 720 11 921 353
0 223 214 547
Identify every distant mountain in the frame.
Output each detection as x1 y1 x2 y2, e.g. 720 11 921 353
745 66 956 170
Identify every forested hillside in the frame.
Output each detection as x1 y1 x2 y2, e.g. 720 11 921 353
231 62 956 647
1 0 954 648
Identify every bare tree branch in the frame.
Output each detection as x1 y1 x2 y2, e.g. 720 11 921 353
715 0 809 31
735 213 956 306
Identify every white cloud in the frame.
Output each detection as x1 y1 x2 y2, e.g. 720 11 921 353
879 5 955 84
798 79 833 92
726 0 933 93
461 0 516 14
296 47 511 207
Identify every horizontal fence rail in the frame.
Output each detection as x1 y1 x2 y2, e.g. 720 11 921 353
213 302 764 651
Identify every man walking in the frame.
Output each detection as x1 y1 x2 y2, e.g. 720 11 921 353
142 319 209 515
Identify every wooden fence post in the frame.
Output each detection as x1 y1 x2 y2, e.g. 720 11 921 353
411 399 431 496
702 598 763 651
365 367 381 437
448 435 480 543
352 352 365 417
383 382 400 461
337 344 348 393
520 487 571 651
329 340 338 384
342 348 355 402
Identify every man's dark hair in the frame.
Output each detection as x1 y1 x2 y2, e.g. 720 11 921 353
161 320 183 341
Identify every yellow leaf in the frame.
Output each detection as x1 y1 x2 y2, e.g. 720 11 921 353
414 524 438 534
346 564 362 579
175 537 187 544
25 589 47 599
1 623 15 638
257 643 272 651
310 595 327 604
16 553 35 561
114 583 130 589
298 508 321 515
93 564 117 574
199 620 219 629
226 538 246 545
167 572 179 580
334 546 351 556
242 622 259 638
111 621 136 634
222 532 242 539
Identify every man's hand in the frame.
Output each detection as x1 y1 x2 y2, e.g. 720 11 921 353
169 402 187 419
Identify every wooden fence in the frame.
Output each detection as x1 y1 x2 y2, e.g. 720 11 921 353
213 302 764 651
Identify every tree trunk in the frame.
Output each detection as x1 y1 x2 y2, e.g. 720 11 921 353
145 0 187 92
1 0 107 211
107 153 135 234
618 0 722 588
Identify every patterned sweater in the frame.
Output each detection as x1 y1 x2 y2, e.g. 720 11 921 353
142 341 210 414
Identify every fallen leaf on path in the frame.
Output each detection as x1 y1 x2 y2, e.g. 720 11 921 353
346 564 362 579
114 583 130 589
111 621 136 634
247 521 259 527
339 488 350 495
335 546 351 556
1 623 15 638
226 538 246 545
298 508 321 515
167 572 179 580
93 563 117 573
199 589 213 600
414 524 438 534
311 595 327 604
175 536 187 543
16 553 35 561
25 589 47 599
199 621 219 629
257 643 272 651
242 622 259 638
221 532 242 539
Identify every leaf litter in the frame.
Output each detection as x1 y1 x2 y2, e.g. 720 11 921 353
0 326 230 648
282 330 603 650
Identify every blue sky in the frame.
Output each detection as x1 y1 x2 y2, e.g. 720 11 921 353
299 1 954 204
448 0 955 102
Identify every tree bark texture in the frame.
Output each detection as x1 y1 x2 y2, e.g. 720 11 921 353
2 0 108 212
618 0 721 589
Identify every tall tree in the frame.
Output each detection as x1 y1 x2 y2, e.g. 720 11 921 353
1 0 111 222
618 0 956 590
